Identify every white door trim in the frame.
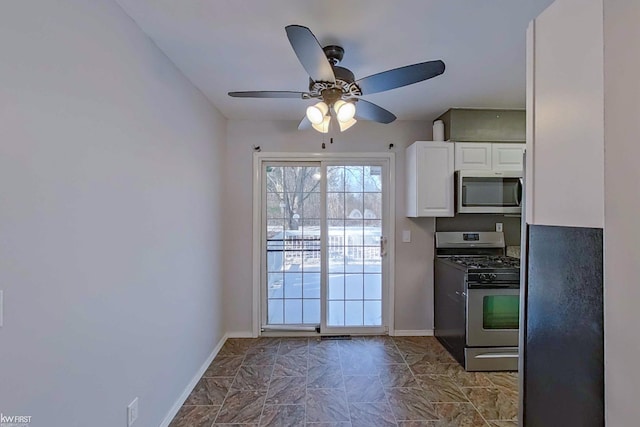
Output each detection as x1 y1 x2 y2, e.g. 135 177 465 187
252 152 395 337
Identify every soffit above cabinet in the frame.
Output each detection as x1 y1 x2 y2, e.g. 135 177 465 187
436 108 526 143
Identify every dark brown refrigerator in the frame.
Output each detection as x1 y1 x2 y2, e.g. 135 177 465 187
519 153 604 426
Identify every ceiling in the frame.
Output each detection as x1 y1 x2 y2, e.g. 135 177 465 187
116 0 554 122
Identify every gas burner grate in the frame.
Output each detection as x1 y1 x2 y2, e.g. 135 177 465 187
446 255 520 270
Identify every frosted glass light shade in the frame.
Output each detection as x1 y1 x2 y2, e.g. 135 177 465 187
312 116 331 133
306 101 329 125
334 100 356 122
338 118 357 132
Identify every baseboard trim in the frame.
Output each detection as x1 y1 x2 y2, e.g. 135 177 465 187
159 333 228 427
392 329 434 337
227 331 255 338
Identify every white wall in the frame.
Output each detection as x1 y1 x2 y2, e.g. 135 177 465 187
528 0 604 228
224 120 436 334
0 1 226 426
603 0 640 424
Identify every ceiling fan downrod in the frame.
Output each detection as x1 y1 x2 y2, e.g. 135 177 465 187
323 45 344 65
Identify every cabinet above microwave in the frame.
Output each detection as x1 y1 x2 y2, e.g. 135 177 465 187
455 142 525 171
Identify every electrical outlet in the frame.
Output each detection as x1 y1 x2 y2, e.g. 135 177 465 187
496 222 503 232
127 397 138 426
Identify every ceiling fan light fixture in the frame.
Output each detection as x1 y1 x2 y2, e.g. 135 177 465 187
311 115 331 133
306 101 329 125
338 117 357 132
334 100 356 122
230 25 444 134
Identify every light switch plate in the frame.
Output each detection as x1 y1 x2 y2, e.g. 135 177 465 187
402 230 411 243
496 223 503 232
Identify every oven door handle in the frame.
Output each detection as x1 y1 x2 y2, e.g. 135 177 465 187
467 284 519 289
473 353 519 359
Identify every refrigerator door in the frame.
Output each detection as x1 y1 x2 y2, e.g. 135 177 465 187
522 225 604 427
518 152 527 424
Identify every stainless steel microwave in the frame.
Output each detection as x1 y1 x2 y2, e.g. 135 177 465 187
456 170 523 214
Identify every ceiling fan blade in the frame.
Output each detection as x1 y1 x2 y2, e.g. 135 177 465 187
298 116 312 130
354 99 397 124
285 25 335 83
356 60 445 95
228 91 310 99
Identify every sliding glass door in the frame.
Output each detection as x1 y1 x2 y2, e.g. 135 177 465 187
324 164 384 332
261 158 390 334
264 163 322 326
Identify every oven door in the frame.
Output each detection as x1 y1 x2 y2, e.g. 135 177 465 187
466 287 519 347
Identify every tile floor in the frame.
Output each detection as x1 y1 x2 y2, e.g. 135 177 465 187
169 336 518 427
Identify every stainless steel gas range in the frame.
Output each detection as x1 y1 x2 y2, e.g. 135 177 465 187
434 231 520 371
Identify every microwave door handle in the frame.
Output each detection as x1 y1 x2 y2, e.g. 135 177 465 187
515 178 523 207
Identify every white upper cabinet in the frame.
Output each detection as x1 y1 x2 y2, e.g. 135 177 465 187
492 143 525 171
406 141 454 217
454 142 492 170
455 142 524 171
526 0 604 228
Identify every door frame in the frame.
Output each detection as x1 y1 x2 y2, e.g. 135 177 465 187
252 152 395 337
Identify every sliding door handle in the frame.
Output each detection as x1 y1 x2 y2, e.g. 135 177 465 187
379 236 387 257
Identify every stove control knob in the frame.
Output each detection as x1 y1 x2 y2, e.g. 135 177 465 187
479 273 497 282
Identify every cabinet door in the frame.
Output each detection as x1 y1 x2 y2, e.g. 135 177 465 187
406 141 454 217
454 142 492 170
493 143 525 171
527 0 604 229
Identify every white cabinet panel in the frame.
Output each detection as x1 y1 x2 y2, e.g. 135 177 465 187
406 141 454 217
528 0 604 228
454 142 492 170
492 143 525 171
455 142 525 172
526 21 535 223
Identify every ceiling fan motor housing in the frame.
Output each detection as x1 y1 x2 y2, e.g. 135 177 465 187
309 46 362 101
309 70 361 102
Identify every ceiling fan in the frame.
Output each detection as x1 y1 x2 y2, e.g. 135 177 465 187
228 25 445 133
